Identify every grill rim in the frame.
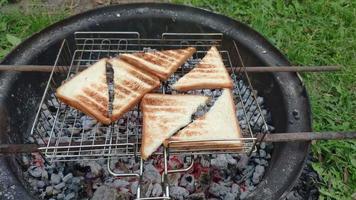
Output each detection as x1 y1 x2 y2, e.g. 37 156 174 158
0 3 311 200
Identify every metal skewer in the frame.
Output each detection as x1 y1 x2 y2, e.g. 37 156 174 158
1 131 355 155
0 65 341 73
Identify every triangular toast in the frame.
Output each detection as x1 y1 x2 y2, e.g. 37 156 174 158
120 47 196 80
109 58 161 122
56 58 111 125
165 89 242 150
172 46 233 91
140 93 209 160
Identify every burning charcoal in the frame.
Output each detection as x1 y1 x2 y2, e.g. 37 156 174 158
81 116 97 130
151 183 163 197
37 180 45 188
112 179 130 188
187 192 206 200
146 183 162 197
254 158 261 164
225 154 237 165
45 185 54 195
236 154 249 171
62 173 73 183
210 154 228 170
41 169 49 180
50 173 61 185
168 173 181 186
179 174 195 192
54 182 66 190
170 186 189 200
208 182 230 199
64 192 76 200
202 89 213 96
200 156 210 168
252 165 265 184
91 185 119 200
236 109 244 119
143 163 161 183
53 189 61 195
259 149 267 158
225 193 237 200
57 193 65 199
260 142 266 149
28 166 43 178
86 161 103 177
243 165 255 178
240 191 249 199
231 183 240 196
21 155 30 167
130 181 139 195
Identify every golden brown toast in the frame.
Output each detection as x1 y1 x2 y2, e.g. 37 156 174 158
56 58 111 125
140 93 209 160
120 47 196 80
109 58 160 122
172 46 233 91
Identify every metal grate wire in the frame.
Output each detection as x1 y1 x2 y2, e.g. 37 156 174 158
30 32 268 163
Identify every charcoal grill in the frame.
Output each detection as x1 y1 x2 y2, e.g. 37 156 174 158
28 32 270 199
0 3 320 200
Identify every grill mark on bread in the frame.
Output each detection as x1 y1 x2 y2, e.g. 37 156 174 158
162 50 181 58
122 64 160 86
114 83 140 96
154 51 178 62
82 87 108 107
134 52 170 67
147 52 174 65
77 95 108 117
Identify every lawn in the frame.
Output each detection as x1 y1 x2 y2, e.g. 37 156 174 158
1 1 355 199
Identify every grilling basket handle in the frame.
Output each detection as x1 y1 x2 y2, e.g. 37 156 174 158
0 131 355 155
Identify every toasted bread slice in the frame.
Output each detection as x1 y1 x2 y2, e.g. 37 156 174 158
56 58 111 124
172 46 233 91
120 47 196 80
165 89 242 150
109 58 160 122
140 94 209 160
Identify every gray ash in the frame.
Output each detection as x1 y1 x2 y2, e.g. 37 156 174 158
21 80 278 200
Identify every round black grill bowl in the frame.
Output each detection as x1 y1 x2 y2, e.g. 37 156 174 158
0 3 311 200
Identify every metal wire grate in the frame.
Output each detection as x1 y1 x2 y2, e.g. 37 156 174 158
30 32 269 163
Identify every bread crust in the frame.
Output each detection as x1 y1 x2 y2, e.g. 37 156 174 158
56 94 111 125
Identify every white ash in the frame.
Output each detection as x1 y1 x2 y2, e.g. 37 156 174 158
143 163 161 184
22 79 276 199
209 182 231 198
170 186 190 200
179 174 195 192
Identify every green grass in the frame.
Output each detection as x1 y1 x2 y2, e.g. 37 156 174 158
0 0 355 199
173 0 356 199
0 3 68 59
